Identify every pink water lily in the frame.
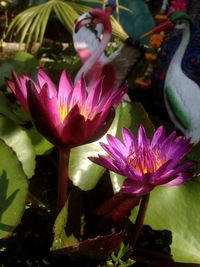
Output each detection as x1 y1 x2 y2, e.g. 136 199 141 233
89 125 194 196
6 69 127 148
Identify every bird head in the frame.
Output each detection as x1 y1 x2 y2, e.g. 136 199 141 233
74 8 112 34
139 12 192 39
105 0 116 14
170 12 193 30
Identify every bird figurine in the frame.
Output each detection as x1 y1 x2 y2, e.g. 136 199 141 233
73 4 144 97
72 0 115 65
141 12 200 144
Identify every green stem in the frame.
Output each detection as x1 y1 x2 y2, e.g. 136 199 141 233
57 148 70 213
130 193 150 248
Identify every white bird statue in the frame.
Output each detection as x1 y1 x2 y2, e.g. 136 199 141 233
72 2 144 97
141 12 200 144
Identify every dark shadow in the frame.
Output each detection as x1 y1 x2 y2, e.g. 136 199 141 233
0 170 20 231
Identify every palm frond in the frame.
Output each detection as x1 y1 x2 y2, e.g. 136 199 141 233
53 1 79 33
6 0 128 49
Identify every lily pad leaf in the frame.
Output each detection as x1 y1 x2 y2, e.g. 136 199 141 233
0 51 38 87
130 177 200 263
52 187 124 259
52 187 84 251
0 139 28 239
27 127 53 156
0 115 36 178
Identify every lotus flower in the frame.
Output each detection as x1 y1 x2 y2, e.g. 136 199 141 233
6 69 127 148
89 126 194 195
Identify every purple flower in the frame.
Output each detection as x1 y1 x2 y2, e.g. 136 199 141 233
6 69 127 148
89 126 194 195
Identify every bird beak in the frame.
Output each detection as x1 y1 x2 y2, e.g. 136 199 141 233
139 19 174 39
74 13 92 33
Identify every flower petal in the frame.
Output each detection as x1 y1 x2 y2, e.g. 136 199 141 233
85 108 115 143
155 161 194 185
89 155 119 173
58 69 73 103
37 69 57 97
138 125 150 148
106 134 128 156
164 171 193 186
100 142 127 162
151 126 165 148
6 72 29 112
27 81 62 146
122 128 137 151
123 179 154 196
60 105 89 147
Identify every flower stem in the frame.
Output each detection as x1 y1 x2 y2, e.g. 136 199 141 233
57 148 70 213
130 193 150 248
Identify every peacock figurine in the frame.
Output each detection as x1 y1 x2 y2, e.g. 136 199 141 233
142 12 200 144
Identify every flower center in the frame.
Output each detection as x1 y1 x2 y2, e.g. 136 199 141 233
127 146 164 174
59 102 96 122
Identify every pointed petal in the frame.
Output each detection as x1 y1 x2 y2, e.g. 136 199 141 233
71 75 88 108
164 171 193 186
151 159 174 183
85 108 115 143
100 142 127 162
106 134 128 156
61 105 88 147
84 77 103 112
151 126 166 148
6 72 29 112
75 74 88 103
58 69 73 102
89 155 119 173
123 179 154 196
153 161 194 185
138 125 150 148
37 68 57 97
122 128 137 151
27 82 62 146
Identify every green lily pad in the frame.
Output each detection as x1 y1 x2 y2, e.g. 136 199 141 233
52 187 84 251
27 127 53 156
0 92 22 123
130 177 200 263
0 51 38 87
52 187 124 259
0 139 28 239
0 115 36 178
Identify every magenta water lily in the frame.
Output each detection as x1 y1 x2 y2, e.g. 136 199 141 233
90 125 194 196
6 69 127 148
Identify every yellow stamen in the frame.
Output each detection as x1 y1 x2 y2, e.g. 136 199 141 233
127 147 164 175
60 104 68 121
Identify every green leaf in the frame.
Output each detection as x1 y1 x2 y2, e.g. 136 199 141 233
0 139 28 239
0 51 38 87
0 92 21 123
52 187 84 250
130 177 200 263
0 115 36 178
27 127 53 156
